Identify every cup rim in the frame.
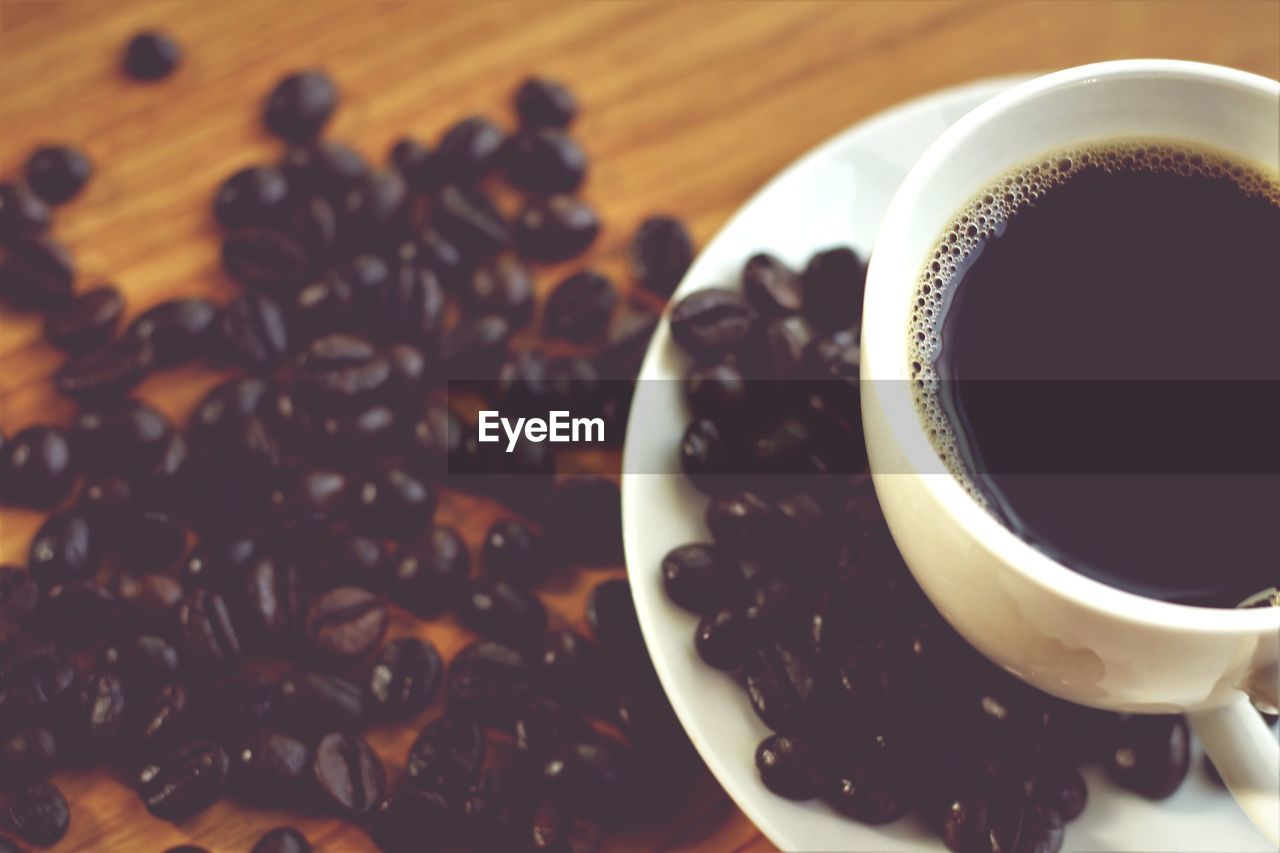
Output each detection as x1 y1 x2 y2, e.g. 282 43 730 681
863 59 1280 635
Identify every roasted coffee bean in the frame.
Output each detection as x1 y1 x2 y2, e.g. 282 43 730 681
367 637 442 719
222 229 310 295
130 683 188 758
515 76 577 129
177 589 242 671
585 578 645 664
679 417 732 493
503 129 587 194
383 524 470 616
539 737 631 819
437 116 505 183
765 315 817 379
27 509 98 588
290 273 353 341
404 715 487 804
40 579 119 641
448 640 534 728
352 466 436 538
180 535 257 594
44 285 124 353
369 789 453 853
330 254 393 319
191 672 275 744
0 642 76 731
1022 761 1087 822
251 827 311 853
283 141 368 199
670 288 756 362
0 234 74 309
138 740 230 821
801 246 865 332
220 292 289 370
276 670 366 734
537 630 612 711
79 471 133 524
113 574 184 630
25 144 92 205
986 795 1065 853
295 333 391 407
544 270 616 343
214 166 291 229
309 405 398 456
126 298 222 366
110 509 188 573
305 586 388 663
629 215 693 297
694 607 755 671
937 786 993 853
481 519 545 585
461 575 549 647
0 725 58 784
324 533 385 589
439 314 512 378
684 364 748 423
0 182 51 238
515 698 598 760
123 30 182 80
461 256 534 328
342 168 410 240
312 731 385 817
459 764 529 848
1105 714 1190 799
542 477 623 567
661 543 742 615
381 262 446 343
823 762 909 825
187 376 269 452
0 566 38 643
6 781 70 846
264 70 338 143
705 490 776 554
1 425 77 509
742 643 817 732
53 334 153 402
288 194 340 258
435 184 509 258
408 226 467 291
389 137 438 191
742 252 802 315
73 398 171 471
407 403 463 476
68 670 127 750
238 555 303 647
512 194 600 263
234 730 311 807
105 634 181 687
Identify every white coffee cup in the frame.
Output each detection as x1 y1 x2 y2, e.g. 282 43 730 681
861 59 1280 843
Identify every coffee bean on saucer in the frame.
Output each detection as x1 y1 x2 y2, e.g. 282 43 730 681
264 70 338 143
437 116 505 183
45 286 125 354
137 740 230 821
987 795 1065 853
367 637 443 720
756 735 823 801
305 586 388 664
661 543 741 615
214 166 291 229
312 731 385 817
514 76 577 129
123 30 182 80
630 215 693 297
25 144 92 205
823 762 909 825
670 287 756 362
544 270 617 343
800 246 865 333
512 195 601 262
0 182 51 238
1104 714 1190 799
743 252 802 315
0 234 74 309
6 780 70 847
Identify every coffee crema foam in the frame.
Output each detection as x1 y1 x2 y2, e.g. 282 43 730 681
909 140 1280 506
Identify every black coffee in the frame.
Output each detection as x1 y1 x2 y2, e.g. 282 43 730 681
915 141 1280 608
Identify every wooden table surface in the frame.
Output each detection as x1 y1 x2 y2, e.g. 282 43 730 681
0 2 1275 850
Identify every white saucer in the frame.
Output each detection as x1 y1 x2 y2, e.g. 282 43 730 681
620 75 1274 852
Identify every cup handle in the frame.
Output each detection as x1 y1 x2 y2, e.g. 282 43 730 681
1188 696 1280 846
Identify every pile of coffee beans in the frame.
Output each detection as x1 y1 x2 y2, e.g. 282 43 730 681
0 52 697 851
660 249 1255 851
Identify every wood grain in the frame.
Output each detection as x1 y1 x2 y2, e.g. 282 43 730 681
0 2 1275 850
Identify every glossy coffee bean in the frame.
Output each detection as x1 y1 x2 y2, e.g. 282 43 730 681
765 315 817 379
312 731 385 817
181 535 258 593
368 789 453 853
40 579 120 641
801 246 865 332
537 629 613 711
352 465 436 538
406 403 463 477
742 643 817 731
389 137 438 191
406 226 466 291
437 116 505 183
539 737 631 819
138 740 230 821
289 272 353 341
679 417 731 493
515 698 597 760
113 575 184 632
461 575 549 647
461 256 534 328
214 166 291 229
234 730 312 807
512 194 601 262
481 519 545 585
295 334 391 408
54 334 154 402
586 578 645 664
514 76 577 129
987 795 1065 853
383 524 471 616
544 270 616 343
251 827 311 853
705 490 775 554
503 129 587 193
240 555 303 646
404 715 487 804
341 168 409 240
1105 714 1190 799
367 637 443 719
264 70 338 143
0 566 38 643
661 543 741 615
45 285 124 353
742 252 802 315
823 762 909 825
283 141 368 199
222 229 310 295
629 215 693 297
0 234 74 309
27 509 98 588
220 292 289 370
439 314 512 378
6 781 70 846
670 287 756 362
543 477 623 567
126 298 222 366
73 398 172 471
694 607 754 671
305 586 388 663
435 183 509 259
288 193 340 258
68 670 127 750
0 182 51 238
186 376 269 452
129 683 188 758
105 633 181 687
123 30 182 80
448 640 534 728
1023 761 1087 822
459 764 527 848
380 262 446 344
276 670 366 734
0 725 58 784
177 589 242 671
0 642 76 731
25 144 92 205
2 426 77 509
